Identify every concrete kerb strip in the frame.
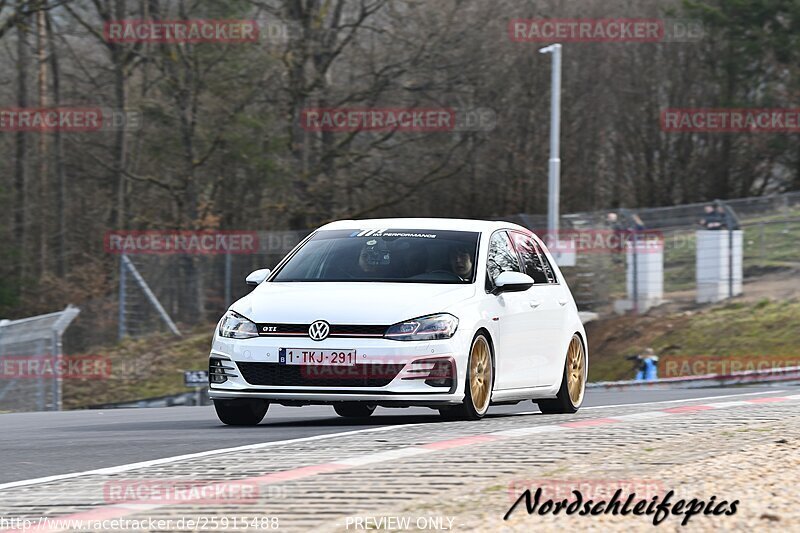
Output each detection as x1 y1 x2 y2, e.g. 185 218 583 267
3 392 800 533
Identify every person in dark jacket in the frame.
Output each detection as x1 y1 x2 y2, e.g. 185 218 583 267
699 205 723 230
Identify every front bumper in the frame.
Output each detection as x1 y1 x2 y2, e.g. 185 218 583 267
207 334 467 406
208 388 464 407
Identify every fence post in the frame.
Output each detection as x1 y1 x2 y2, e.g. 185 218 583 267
729 226 734 299
118 253 127 341
225 253 232 305
36 343 45 411
122 255 181 337
632 231 639 314
52 329 61 411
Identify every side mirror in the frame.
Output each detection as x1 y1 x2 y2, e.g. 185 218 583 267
493 271 534 294
246 269 271 287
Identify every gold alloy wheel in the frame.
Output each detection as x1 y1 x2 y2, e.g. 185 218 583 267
566 336 586 406
469 336 492 413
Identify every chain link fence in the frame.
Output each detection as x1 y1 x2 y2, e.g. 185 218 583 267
114 231 309 340
0 306 80 412
5 194 792 411
105 192 800 340
519 192 800 312
6 193 800 411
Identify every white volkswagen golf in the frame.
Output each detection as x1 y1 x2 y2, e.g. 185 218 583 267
208 219 587 425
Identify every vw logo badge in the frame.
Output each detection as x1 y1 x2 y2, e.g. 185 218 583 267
308 320 330 341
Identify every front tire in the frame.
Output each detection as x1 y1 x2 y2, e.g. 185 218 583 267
214 398 269 426
333 402 376 418
439 333 493 421
538 334 586 414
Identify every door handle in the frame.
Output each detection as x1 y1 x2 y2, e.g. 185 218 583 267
558 298 568 306
528 300 541 308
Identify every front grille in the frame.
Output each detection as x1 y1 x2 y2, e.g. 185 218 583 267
255 323 388 337
236 362 404 387
255 324 307 335
330 324 387 336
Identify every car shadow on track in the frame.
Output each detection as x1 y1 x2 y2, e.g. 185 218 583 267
250 410 545 428
51 408 546 432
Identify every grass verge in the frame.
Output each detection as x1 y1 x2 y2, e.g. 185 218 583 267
586 298 800 382
63 325 214 409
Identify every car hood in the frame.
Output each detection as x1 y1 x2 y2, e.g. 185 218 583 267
230 282 476 325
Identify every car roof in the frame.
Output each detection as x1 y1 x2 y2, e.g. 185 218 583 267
318 218 530 234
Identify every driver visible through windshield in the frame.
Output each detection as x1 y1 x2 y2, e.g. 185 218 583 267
272 229 480 283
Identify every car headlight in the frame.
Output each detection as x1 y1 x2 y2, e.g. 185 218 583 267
384 313 459 341
218 311 259 339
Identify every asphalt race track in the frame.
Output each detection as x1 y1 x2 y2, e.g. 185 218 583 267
1 386 783 485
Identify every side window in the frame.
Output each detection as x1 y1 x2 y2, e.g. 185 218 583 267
511 232 557 284
536 241 557 283
486 231 521 290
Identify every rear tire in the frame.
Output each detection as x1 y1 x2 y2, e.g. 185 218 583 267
214 399 269 426
333 402 376 418
538 334 586 414
439 333 493 421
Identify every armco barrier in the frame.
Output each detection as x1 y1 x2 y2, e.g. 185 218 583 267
87 389 211 409
80 364 800 410
589 365 800 390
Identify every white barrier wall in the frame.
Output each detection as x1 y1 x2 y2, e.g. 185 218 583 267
614 239 664 314
550 238 576 267
696 230 743 303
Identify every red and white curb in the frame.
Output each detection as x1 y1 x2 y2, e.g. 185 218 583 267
4 392 800 532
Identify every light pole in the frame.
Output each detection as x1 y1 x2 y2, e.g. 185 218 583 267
539 43 562 244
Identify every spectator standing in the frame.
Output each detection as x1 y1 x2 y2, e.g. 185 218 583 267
699 204 723 230
628 348 659 381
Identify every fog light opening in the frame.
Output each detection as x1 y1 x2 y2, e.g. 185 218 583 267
209 358 234 384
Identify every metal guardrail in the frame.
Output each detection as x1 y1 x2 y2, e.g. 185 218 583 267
589 365 800 390
87 389 211 409
89 364 800 410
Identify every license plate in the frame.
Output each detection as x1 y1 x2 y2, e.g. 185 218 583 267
278 348 357 366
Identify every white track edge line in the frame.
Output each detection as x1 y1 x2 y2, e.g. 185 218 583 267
0 423 419 492
581 389 787 411
1 390 793 491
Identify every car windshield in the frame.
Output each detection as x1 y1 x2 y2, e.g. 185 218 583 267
272 229 480 283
